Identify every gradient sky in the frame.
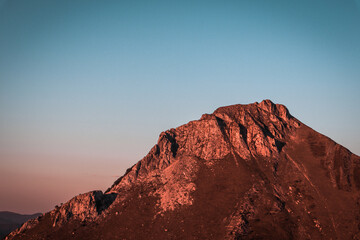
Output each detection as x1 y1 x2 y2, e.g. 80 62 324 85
0 0 359 214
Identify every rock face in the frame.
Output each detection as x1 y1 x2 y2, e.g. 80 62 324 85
6 100 360 240
51 191 117 227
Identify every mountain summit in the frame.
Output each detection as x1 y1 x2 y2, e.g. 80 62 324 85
6 100 360 239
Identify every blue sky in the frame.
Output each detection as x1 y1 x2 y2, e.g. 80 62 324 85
0 0 359 213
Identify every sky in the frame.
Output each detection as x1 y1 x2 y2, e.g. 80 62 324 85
0 0 359 214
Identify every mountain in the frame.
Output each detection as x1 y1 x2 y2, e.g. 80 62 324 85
0 212 41 239
6 100 360 239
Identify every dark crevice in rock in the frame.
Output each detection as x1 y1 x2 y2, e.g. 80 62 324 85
164 132 179 158
171 141 178 158
215 116 226 129
275 139 285 152
239 123 248 147
95 193 117 215
215 116 229 143
215 117 237 155
261 124 275 139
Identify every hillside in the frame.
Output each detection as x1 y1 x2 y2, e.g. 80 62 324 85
6 100 360 240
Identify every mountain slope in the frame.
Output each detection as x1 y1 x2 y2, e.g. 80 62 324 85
6 100 360 240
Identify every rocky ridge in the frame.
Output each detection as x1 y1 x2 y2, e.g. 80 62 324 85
6 100 360 240
109 100 299 191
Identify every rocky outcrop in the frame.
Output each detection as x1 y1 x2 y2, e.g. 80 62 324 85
6 100 360 240
5 191 116 239
109 100 300 192
51 191 117 227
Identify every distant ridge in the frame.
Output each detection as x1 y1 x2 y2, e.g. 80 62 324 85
6 100 360 239
0 212 41 239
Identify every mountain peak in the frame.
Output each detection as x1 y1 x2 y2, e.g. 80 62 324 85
6 101 360 240
108 100 300 193
213 100 291 122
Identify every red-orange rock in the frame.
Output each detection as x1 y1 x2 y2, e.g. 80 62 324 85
6 100 360 240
